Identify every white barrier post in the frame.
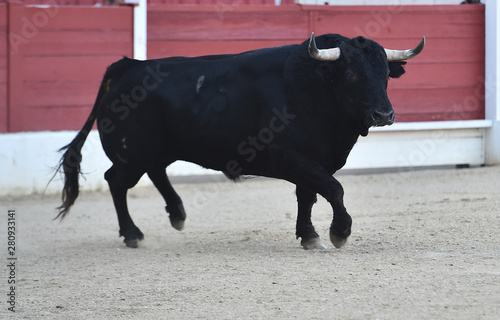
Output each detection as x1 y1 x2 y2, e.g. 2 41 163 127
125 0 147 60
485 0 500 164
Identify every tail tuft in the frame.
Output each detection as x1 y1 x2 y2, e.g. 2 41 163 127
53 140 85 220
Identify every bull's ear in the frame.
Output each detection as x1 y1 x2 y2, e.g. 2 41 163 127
388 61 407 78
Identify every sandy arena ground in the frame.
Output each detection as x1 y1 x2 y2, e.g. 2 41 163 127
1 165 499 319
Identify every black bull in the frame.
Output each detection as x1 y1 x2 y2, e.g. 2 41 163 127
54 33 424 249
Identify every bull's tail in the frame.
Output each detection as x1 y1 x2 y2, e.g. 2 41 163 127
53 80 108 220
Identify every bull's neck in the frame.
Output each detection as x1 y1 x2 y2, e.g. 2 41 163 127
289 103 360 172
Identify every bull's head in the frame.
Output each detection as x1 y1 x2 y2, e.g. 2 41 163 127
308 33 425 136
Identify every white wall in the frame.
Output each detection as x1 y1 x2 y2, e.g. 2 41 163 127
0 120 490 196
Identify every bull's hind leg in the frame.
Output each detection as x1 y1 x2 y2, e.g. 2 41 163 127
105 165 144 248
147 166 186 231
296 186 327 250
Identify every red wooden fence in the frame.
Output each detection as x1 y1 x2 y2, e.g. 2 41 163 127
1 3 133 132
0 3 485 132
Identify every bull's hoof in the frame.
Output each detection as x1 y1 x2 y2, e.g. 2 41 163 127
301 237 327 250
329 231 348 249
121 227 144 248
170 218 185 231
166 205 186 231
124 238 140 248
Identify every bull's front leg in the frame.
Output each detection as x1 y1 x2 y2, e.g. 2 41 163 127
283 157 352 249
325 177 352 248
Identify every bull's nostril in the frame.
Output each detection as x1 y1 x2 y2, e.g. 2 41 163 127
372 111 383 122
372 110 395 126
389 112 395 123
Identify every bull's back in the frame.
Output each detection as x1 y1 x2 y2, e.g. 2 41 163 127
97 47 292 172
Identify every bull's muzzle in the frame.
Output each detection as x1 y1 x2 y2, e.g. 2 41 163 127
372 109 395 126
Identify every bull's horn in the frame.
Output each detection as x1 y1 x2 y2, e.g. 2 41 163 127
308 32 341 61
384 37 426 61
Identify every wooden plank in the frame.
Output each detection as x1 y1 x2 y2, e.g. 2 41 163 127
0 4 6 80
148 9 308 41
7 2 25 132
147 39 302 59
23 81 101 109
0 18 6 62
388 84 484 112
395 111 484 123
0 55 6 84
150 3 301 11
23 30 133 56
25 41 132 57
314 7 484 40
21 6 132 31
0 4 6 132
23 55 121 82
0 83 6 133
0 3 5 29
390 87 484 116
146 5 484 42
386 62 485 90
22 0 100 4
161 0 183 4
77 0 98 5
26 30 134 46
22 105 95 131
247 0 276 4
